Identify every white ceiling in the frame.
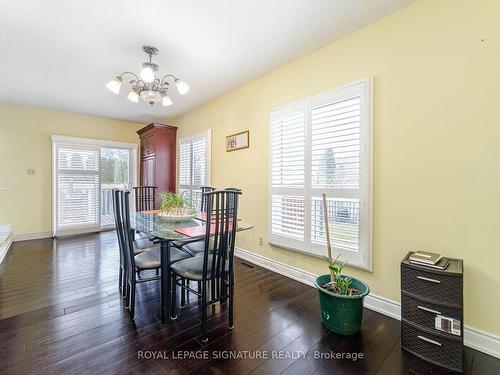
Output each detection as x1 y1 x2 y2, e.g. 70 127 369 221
0 0 415 124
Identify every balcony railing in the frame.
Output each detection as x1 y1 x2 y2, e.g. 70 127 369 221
101 183 127 226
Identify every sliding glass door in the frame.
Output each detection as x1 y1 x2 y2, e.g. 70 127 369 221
52 136 137 237
100 148 131 229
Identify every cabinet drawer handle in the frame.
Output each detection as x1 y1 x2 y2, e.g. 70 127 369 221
416 275 441 284
417 305 441 315
418 335 442 346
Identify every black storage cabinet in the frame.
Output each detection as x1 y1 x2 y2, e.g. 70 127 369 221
401 252 464 372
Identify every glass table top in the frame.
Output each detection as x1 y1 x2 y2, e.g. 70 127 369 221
130 211 253 242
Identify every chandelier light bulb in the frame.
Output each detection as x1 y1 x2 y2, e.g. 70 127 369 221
175 79 190 95
105 76 122 94
162 95 173 107
127 90 139 103
140 66 155 83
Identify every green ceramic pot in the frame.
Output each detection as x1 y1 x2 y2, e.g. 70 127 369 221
314 274 370 335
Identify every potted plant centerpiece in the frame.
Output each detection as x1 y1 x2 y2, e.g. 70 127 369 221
314 194 370 335
158 192 196 222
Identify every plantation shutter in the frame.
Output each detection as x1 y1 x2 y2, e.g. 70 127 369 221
179 141 191 188
269 100 307 249
192 137 207 187
55 145 100 236
178 131 210 210
269 79 372 269
309 87 363 258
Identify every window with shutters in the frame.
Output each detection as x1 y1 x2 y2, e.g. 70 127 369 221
269 78 373 270
178 129 211 210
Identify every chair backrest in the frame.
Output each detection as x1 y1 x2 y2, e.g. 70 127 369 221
114 190 136 276
123 191 137 274
200 186 215 212
225 188 241 215
203 190 241 280
133 186 157 211
112 190 126 270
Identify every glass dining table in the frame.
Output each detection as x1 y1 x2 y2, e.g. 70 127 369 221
130 211 253 324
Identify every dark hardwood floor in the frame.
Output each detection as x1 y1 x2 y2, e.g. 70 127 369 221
0 231 498 374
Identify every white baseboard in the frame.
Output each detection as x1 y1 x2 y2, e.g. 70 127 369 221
234 247 500 359
236 247 317 287
464 326 500 359
14 231 53 242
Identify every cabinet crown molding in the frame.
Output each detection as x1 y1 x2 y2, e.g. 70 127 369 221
137 123 177 136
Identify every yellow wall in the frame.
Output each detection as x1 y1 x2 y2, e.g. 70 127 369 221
0 102 143 235
174 0 500 336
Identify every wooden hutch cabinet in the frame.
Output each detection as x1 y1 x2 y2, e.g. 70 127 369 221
137 123 177 193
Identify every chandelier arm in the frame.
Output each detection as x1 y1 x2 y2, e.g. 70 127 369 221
119 71 140 81
160 74 178 85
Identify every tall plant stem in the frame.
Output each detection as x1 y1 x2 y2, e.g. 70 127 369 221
322 193 334 285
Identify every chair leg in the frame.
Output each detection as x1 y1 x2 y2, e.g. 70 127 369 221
171 274 177 320
201 280 208 342
219 276 225 300
198 281 202 300
180 278 186 308
222 273 228 298
121 266 128 299
121 269 128 299
228 273 234 329
129 281 136 320
124 280 130 308
211 279 216 303
215 277 220 301
219 273 226 299
119 266 123 293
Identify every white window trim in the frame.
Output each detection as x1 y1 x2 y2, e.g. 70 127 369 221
268 77 373 271
51 135 138 237
177 128 212 190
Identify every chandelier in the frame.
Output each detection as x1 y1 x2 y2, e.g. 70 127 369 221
106 46 189 106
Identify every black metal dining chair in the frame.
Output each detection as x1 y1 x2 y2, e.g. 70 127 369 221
170 189 242 341
225 187 241 215
112 190 129 299
112 190 160 255
172 186 216 302
132 186 157 240
114 190 191 320
133 186 157 211
113 190 159 311
179 187 239 256
200 186 216 212
175 186 216 257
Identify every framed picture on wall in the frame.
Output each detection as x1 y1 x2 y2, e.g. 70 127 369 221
226 130 249 152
